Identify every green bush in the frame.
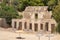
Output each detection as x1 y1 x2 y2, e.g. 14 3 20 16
0 5 19 25
56 22 60 33
17 15 23 19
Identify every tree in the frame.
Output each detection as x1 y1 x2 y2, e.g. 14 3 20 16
47 0 57 10
52 3 60 23
56 22 60 33
12 0 45 12
42 0 49 6
0 5 19 25
3 0 10 5
29 0 44 6
12 0 29 12
17 0 29 12
52 1 60 33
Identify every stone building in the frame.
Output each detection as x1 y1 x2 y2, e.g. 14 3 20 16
12 6 57 33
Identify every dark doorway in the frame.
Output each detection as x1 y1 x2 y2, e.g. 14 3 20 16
40 24 43 30
24 22 27 29
14 22 16 28
18 22 22 30
51 24 55 33
34 23 38 31
45 22 49 31
29 23 32 30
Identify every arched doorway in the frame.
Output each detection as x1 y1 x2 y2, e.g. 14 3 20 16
34 23 38 31
45 22 49 31
18 22 22 30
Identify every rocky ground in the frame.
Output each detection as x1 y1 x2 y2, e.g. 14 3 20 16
0 27 60 40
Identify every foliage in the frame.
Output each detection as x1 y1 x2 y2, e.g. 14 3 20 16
47 0 57 10
52 3 60 23
0 5 19 25
12 0 45 11
56 22 60 33
12 0 29 12
17 15 23 19
42 0 49 6
29 0 44 6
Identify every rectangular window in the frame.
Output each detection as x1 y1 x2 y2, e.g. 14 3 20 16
35 13 38 19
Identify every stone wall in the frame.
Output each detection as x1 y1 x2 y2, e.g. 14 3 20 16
0 18 9 28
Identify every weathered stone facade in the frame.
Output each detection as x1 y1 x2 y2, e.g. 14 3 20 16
12 6 57 33
0 18 8 27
